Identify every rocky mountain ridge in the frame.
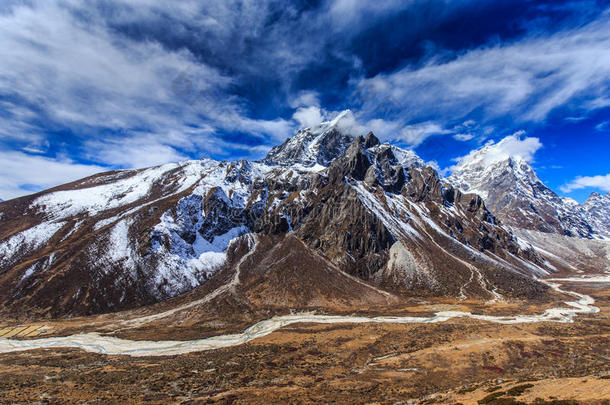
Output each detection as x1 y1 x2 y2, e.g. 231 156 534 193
0 112 606 318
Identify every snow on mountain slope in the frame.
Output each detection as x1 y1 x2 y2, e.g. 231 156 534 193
449 136 597 239
0 158 281 316
512 228 610 275
0 221 66 269
30 160 211 221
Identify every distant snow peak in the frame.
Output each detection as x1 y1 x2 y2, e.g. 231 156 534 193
584 191 610 206
449 135 608 240
582 192 610 239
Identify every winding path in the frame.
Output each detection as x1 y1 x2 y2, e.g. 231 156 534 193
0 276 607 357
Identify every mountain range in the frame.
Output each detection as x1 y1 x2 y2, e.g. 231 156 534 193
0 111 608 319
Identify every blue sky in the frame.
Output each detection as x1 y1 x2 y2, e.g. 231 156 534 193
0 0 609 202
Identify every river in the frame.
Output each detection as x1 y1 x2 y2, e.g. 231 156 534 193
0 276 607 357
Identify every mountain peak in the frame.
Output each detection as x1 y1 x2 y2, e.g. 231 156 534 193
364 131 380 148
583 190 610 208
264 110 362 168
586 191 602 201
322 109 352 128
450 133 546 203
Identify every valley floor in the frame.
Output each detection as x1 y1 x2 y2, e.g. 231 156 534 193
0 280 608 404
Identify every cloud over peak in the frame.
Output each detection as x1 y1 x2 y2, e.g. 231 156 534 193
452 132 543 169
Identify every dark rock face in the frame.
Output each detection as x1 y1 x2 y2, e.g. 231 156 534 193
405 166 443 202
364 131 380 148
329 136 370 181
366 147 406 193
295 181 395 279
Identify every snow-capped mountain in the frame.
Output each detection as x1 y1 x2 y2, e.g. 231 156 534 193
449 138 604 239
0 113 577 318
264 110 357 168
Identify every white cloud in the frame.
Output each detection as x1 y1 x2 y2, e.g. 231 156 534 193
426 160 451 176
357 13 610 125
560 174 610 193
84 137 189 168
222 114 295 145
292 106 327 129
332 110 367 137
451 120 479 141
453 133 475 141
462 120 476 128
595 121 610 131
452 131 542 168
289 91 321 108
0 151 107 200
395 122 452 145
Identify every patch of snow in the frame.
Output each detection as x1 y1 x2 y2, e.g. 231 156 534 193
0 221 65 267
20 265 36 281
30 160 207 220
105 219 137 269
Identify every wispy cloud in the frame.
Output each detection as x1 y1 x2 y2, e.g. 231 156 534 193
595 120 610 131
0 0 300 169
356 12 610 126
293 106 328 129
560 173 610 193
0 151 107 200
453 133 475 141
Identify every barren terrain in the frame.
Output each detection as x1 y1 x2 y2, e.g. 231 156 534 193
0 279 608 404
